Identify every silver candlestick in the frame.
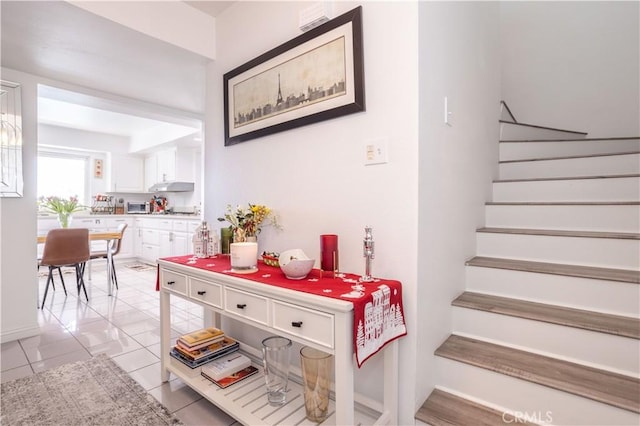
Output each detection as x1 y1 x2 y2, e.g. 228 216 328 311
360 226 375 282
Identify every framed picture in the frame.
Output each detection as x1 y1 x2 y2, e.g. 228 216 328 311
223 6 364 146
94 159 103 178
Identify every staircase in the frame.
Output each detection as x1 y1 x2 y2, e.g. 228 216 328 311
416 108 640 425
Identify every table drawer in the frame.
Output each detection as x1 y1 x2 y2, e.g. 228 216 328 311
224 287 268 326
161 270 187 296
189 277 222 308
272 300 334 349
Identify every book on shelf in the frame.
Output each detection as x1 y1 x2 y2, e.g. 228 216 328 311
168 354 205 378
200 353 251 381
174 337 239 362
202 365 260 389
178 326 225 349
170 340 240 369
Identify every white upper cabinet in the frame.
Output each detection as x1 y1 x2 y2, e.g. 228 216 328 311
109 154 145 192
156 148 176 182
145 148 176 188
145 147 197 190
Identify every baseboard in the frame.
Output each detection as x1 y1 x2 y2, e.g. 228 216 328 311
1 323 40 344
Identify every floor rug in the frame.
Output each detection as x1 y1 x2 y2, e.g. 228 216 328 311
1 354 182 425
37 267 76 278
125 263 156 272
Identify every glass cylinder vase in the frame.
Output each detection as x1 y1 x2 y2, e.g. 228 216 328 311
57 212 72 228
300 346 332 422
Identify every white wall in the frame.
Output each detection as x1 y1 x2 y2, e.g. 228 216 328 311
0 68 40 342
38 124 129 197
417 0 501 411
206 2 419 422
501 1 640 137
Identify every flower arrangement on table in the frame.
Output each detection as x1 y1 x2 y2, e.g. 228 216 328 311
38 195 85 228
218 203 280 242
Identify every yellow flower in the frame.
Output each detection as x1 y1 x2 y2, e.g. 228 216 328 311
218 203 280 239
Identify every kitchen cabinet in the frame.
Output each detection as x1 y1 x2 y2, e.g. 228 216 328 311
71 217 107 252
137 217 199 263
133 218 144 258
110 154 145 192
144 156 157 192
104 217 134 258
145 149 175 190
144 148 198 189
156 149 176 183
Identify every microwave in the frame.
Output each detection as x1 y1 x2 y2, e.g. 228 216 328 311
126 202 150 214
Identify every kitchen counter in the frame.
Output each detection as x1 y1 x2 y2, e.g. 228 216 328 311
38 213 202 220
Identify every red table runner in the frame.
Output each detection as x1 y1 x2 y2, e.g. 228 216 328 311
157 255 407 367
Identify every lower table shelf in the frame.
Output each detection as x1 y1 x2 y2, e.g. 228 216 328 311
166 356 380 426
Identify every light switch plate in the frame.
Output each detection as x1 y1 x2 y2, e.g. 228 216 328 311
364 139 388 166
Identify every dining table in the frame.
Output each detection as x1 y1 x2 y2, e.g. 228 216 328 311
37 231 122 296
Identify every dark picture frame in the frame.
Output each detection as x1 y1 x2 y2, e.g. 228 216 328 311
223 6 365 146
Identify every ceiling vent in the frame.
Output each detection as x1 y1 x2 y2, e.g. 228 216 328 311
299 2 333 32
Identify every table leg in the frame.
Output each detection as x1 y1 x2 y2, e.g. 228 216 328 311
334 310 355 425
160 289 171 382
382 340 399 425
106 242 113 296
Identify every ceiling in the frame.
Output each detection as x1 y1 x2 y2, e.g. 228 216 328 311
0 1 234 146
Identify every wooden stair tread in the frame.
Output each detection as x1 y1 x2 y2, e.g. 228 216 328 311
416 388 535 426
466 256 640 284
477 227 640 240
453 292 640 339
498 120 587 136
487 201 640 206
500 151 639 164
435 335 640 413
495 173 640 183
500 136 640 143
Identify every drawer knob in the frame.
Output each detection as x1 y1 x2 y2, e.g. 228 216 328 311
167 281 175 285
291 321 303 328
197 290 206 295
236 303 247 309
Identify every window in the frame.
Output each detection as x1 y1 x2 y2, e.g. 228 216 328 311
37 151 89 206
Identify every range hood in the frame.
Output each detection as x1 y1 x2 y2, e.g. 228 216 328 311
148 181 194 192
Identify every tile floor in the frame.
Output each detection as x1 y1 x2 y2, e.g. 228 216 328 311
0 260 238 425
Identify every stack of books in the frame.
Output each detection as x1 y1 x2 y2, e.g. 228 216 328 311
201 353 259 388
170 326 259 388
170 327 239 369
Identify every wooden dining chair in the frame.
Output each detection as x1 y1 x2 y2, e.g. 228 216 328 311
39 228 90 309
89 223 127 290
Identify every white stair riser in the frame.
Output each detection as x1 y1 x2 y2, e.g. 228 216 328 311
500 153 640 180
500 122 587 141
499 153 640 180
499 139 640 161
465 266 640 317
476 233 640 269
436 358 640 426
493 177 640 202
486 204 640 233
452 308 640 376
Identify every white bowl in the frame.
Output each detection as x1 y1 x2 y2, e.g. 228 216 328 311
279 249 315 280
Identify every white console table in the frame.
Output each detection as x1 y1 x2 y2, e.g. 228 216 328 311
158 259 399 425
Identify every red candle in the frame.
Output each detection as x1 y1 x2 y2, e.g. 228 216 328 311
320 234 338 272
